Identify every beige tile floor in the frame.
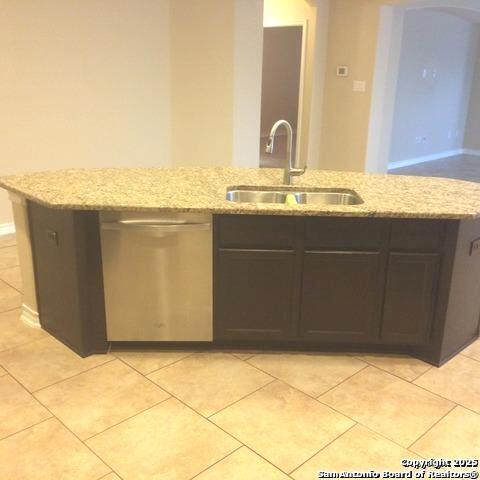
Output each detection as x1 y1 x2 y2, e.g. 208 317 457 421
0 235 479 479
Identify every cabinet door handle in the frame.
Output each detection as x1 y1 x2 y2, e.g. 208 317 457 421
46 229 58 245
101 220 211 234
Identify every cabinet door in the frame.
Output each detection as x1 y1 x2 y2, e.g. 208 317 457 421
381 253 439 345
300 251 382 343
214 249 297 341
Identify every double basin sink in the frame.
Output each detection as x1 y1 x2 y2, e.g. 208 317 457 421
226 187 363 206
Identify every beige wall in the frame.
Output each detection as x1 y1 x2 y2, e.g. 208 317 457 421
0 0 265 224
0 0 171 225
465 41 480 151
169 0 264 168
169 0 235 167
232 0 264 168
320 0 385 172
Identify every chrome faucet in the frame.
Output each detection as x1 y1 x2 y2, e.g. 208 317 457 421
265 119 306 185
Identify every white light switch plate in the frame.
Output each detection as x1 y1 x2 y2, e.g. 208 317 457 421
353 81 366 92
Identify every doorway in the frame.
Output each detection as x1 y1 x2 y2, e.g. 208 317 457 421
259 24 306 168
367 1 480 176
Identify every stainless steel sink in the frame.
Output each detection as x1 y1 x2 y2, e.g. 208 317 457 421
226 187 363 206
295 191 363 205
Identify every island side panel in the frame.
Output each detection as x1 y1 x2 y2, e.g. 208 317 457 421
28 202 108 357
439 218 480 363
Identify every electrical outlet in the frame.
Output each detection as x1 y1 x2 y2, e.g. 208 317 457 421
470 238 480 256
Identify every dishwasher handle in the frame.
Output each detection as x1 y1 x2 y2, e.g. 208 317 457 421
101 220 211 234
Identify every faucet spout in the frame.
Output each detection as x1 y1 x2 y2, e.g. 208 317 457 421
265 120 306 185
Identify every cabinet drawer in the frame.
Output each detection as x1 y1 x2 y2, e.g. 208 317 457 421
215 215 296 249
305 217 389 250
390 220 445 252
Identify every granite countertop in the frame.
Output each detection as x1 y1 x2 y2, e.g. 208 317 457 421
1 167 480 219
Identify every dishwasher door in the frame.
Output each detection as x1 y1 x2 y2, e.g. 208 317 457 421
100 212 213 341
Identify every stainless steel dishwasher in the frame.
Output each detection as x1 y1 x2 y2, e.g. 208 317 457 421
100 211 213 341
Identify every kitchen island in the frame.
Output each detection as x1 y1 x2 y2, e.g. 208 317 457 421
1 167 480 366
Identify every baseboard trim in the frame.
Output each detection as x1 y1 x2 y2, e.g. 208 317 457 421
21 304 41 328
388 149 464 170
0 223 15 236
463 148 480 157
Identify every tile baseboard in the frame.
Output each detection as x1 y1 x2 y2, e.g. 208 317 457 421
21 303 41 328
388 149 464 170
0 223 15 236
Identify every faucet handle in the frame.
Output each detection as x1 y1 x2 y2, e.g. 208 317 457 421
290 166 307 177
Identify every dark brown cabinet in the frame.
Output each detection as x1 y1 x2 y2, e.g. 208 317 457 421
29 202 107 357
214 249 297 341
26 202 480 366
213 215 454 354
381 253 439 345
300 251 382 343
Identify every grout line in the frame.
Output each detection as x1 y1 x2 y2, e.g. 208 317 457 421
137 352 435 468
120 357 296 476
231 352 257 361
0 302 23 316
32 389 123 478
206 377 277 419
0 305 22 318
459 352 480 364
288 422 358 476
406 404 457 451
0 336 51 361
279 378 409 451
142 350 476 460
315 363 371 399
411 377 480 417
0 245 17 250
97 473 123 480
0 275 23 295
3 346 470 479
242 354 371 398
81 396 172 442
316 394 430 454
310 366 446 453
332 361 480 419
1 334 474 478
0 373 54 441
0 264 21 272
188 445 244 479
29 356 117 394
354 355 434 383
117 350 199 376
0 415 53 443
0 340 116 394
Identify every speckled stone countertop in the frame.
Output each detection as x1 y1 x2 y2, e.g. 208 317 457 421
1 167 480 219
